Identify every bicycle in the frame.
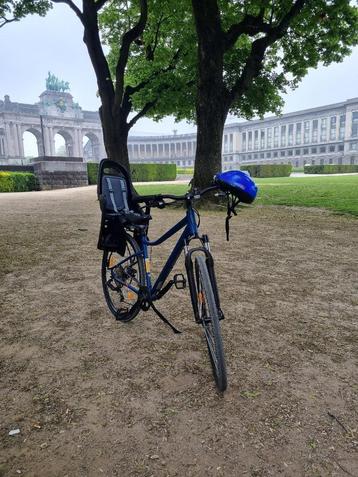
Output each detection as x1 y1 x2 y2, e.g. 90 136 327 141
97 159 257 392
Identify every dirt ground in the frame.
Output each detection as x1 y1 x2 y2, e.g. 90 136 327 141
0 186 357 477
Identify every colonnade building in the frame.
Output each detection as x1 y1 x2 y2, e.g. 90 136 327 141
1 90 357 169
128 97 358 169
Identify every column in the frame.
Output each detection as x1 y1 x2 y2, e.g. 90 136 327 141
16 124 24 159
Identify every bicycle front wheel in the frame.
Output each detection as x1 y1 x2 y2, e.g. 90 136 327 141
102 233 145 322
194 255 227 392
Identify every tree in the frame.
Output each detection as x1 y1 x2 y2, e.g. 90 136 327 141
3 0 190 170
190 0 358 188
0 0 50 27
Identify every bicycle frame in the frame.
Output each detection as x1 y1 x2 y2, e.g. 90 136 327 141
141 203 199 299
112 202 199 301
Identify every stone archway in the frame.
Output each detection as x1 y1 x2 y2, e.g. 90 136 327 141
54 130 74 157
23 128 44 158
82 132 100 162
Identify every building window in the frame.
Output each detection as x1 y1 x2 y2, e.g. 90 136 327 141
288 150 293 156
320 158 324 165
273 127 279 147
312 119 318 143
338 144 344 152
224 134 228 153
281 125 286 147
295 160 299 167
320 146 326 153
248 154 252 160
254 153 258 159
330 116 337 140
352 111 358 137
229 133 233 152
266 152 271 158
288 124 294 146
338 157 343 165
320 118 327 141
349 141 358 151
280 150 286 157
248 131 252 150
351 156 355 165
303 148 309 155
260 130 265 149
311 147 317 154
295 148 301 155
260 152 264 159
296 123 302 144
267 128 272 148
304 121 310 144
311 160 315 165
273 151 278 158
329 158 333 164
242 132 246 151
254 130 259 150
339 114 346 139
329 145 336 153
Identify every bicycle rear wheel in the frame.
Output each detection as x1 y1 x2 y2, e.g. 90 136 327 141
102 233 145 322
194 255 227 391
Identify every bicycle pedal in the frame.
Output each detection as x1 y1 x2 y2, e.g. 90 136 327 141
173 273 186 290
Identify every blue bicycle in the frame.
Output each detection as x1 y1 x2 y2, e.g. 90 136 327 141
97 159 257 392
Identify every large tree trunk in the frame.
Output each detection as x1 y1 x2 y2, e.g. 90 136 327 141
99 105 130 171
193 99 227 190
191 0 228 190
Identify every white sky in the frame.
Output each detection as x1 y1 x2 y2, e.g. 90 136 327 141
1 2 357 136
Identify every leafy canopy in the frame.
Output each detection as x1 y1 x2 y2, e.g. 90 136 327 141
102 0 358 122
0 0 51 27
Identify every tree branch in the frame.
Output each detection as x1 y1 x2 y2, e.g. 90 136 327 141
0 15 16 28
128 100 157 129
51 0 83 21
114 0 148 109
94 0 108 11
228 0 307 104
224 12 271 50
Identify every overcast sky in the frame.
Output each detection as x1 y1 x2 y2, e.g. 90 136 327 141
1 2 357 136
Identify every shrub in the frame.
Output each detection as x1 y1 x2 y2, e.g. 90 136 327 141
0 171 38 192
304 164 358 174
87 162 99 185
240 164 292 178
87 162 177 184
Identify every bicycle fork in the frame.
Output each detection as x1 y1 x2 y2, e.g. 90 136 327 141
184 238 224 324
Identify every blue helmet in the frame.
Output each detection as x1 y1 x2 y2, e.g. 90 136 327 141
214 170 258 204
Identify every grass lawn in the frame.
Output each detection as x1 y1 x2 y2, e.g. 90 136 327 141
136 175 358 216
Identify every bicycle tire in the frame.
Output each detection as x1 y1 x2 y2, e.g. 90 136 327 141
194 255 227 392
102 233 145 322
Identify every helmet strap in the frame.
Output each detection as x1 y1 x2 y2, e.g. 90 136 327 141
225 193 240 241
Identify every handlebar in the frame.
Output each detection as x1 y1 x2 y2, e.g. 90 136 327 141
133 185 219 208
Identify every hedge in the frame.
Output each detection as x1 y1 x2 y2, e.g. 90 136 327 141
87 162 177 184
240 164 292 178
0 171 38 192
304 164 358 174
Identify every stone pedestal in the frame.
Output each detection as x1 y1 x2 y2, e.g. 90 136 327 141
32 157 88 190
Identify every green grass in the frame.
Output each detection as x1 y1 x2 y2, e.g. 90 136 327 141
136 175 358 216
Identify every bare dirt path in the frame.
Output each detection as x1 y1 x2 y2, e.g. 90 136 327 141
0 187 357 477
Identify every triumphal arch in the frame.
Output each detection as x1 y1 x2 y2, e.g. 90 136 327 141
0 75 105 165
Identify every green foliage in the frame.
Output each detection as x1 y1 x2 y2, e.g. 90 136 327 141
101 1 358 123
87 162 176 184
240 164 292 178
131 163 177 182
0 171 38 192
0 0 51 27
100 0 196 123
87 162 99 185
304 164 358 174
